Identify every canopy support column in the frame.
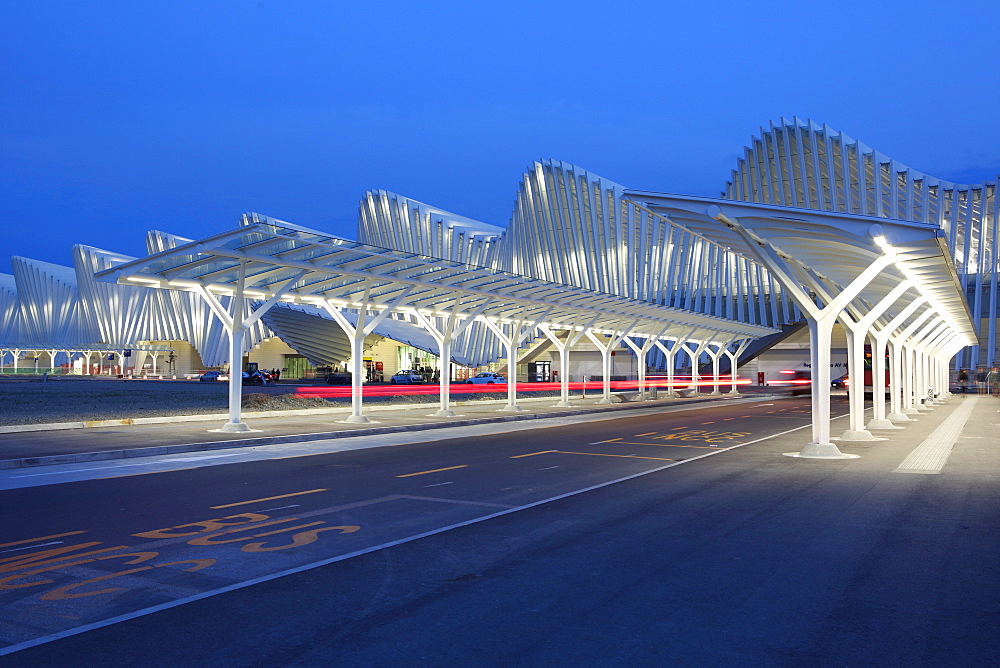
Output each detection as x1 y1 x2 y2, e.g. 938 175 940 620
413 298 492 418
710 205 895 459
622 325 669 400
869 296 927 427
654 328 696 398
323 284 415 423
833 280 914 440
724 339 751 396
704 337 735 396
680 338 712 395
585 321 636 404
540 318 595 407
200 267 307 432
481 311 547 413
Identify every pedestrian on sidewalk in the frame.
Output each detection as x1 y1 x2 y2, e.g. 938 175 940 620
958 368 969 394
988 366 1000 398
975 367 988 395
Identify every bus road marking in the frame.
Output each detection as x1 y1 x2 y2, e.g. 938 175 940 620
602 441 717 450
0 531 86 549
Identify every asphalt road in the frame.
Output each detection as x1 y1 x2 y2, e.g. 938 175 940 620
3 395 998 666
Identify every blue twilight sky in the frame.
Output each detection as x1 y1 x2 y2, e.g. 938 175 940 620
2 0 999 274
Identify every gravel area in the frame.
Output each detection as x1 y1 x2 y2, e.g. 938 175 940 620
0 377 565 425
0 378 324 425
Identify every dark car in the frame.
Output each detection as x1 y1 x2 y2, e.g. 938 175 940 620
831 374 849 389
325 371 352 385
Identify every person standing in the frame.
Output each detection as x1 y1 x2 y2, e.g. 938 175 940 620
975 367 988 395
957 368 969 394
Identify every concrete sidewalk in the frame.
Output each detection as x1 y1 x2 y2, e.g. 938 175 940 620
0 391 772 469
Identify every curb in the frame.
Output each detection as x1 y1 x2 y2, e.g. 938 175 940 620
0 394 768 470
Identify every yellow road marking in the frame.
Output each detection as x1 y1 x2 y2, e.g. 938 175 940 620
211 488 328 509
700 421 715 424
603 438 623 442
396 465 468 478
602 440 717 450
553 451 674 462
634 432 657 437
0 531 87 549
510 451 555 458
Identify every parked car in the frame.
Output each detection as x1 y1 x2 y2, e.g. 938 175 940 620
245 370 267 386
199 370 229 382
466 372 506 385
390 370 424 384
325 371 352 385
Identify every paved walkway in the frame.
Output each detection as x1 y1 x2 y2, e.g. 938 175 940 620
0 390 769 468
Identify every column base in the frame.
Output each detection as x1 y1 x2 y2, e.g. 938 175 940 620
429 409 457 418
552 400 574 408
596 397 614 404
498 404 525 413
709 390 723 396
212 421 257 433
834 429 884 442
341 414 375 424
886 412 912 422
784 442 861 459
726 391 741 397
903 407 923 415
866 418 903 430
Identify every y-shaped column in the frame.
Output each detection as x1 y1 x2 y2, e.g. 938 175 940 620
585 320 638 404
653 328 697 397
724 339 751 396
481 309 550 413
710 204 894 459
680 336 715 396
833 280 915 440
621 325 671 399
321 284 415 424
867 296 927 428
704 337 735 396
199 265 307 432
540 317 598 407
413 299 493 418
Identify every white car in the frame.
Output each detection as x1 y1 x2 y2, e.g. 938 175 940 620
390 370 424 384
465 372 506 385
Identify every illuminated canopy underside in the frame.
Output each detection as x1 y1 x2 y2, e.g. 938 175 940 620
96 218 777 343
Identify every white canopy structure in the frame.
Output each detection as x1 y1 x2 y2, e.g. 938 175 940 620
624 192 975 457
2 117 991 461
96 215 775 431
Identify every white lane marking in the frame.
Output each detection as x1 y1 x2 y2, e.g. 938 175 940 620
0 417 817 658
0 541 63 555
424 482 454 488
895 398 977 474
11 453 242 478
162 454 241 462
539 466 559 470
257 504 301 512
13 461 161 477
